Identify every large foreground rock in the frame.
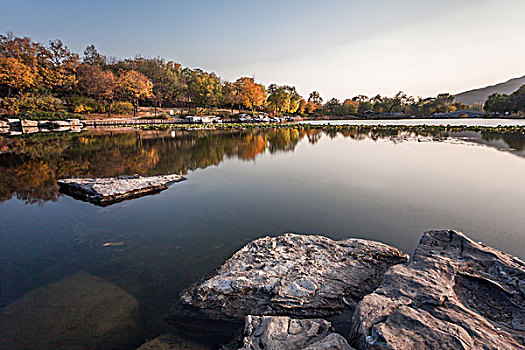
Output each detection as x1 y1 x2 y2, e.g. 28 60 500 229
0 271 140 349
58 174 185 205
175 233 408 322
351 230 525 349
236 315 353 350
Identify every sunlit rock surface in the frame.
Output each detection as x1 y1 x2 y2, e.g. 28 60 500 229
58 174 185 205
0 271 140 350
235 315 353 350
351 230 525 350
174 233 408 322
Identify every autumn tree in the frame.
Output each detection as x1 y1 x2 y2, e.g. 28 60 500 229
77 64 117 116
0 33 40 96
223 81 242 113
266 85 302 114
298 98 307 114
130 57 184 116
305 100 318 114
184 69 222 110
236 77 265 111
342 99 359 114
0 56 35 95
37 39 79 93
117 70 153 116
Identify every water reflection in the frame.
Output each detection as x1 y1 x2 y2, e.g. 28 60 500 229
1 126 525 348
1 127 524 205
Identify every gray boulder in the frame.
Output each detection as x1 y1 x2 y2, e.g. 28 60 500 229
237 315 353 350
58 174 185 206
0 271 140 349
351 230 525 349
177 233 408 321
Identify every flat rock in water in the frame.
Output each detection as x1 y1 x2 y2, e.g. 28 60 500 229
175 233 408 321
136 334 208 350
350 230 525 350
0 271 140 350
58 174 185 205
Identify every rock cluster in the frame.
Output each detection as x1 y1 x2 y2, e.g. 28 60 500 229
177 233 408 322
350 230 525 349
58 174 185 205
1 271 140 349
0 118 84 135
236 315 353 350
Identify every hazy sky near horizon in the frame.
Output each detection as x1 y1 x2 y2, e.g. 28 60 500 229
1 0 524 99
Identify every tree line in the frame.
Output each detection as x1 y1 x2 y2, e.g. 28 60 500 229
2 33 522 119
484 87 525 114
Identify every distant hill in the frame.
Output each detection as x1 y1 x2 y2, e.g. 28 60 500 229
454 75 525 105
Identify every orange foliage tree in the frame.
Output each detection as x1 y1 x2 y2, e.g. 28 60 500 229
0 56 35 95
305 100 318 114
117 70 153 116
237 77 265 111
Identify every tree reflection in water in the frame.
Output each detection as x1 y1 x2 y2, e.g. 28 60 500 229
1 127 524 205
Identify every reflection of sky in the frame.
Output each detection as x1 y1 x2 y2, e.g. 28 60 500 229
2 0 524 98
1 130 524 341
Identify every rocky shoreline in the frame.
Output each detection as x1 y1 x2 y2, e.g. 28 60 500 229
167 230 524 350
1 230 523 349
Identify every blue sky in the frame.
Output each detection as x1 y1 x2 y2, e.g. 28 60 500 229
1 0 524 99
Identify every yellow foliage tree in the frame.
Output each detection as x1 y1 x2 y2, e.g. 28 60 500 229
117 70 153 116
0 56 35 94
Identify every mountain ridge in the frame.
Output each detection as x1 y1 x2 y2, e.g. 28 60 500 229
454 75 525 105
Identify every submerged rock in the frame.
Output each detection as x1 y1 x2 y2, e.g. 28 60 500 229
174 233 408 322
351 230 525 349
0 271 140 350
136 334 208 350
236 315 353 350
58 174 185 206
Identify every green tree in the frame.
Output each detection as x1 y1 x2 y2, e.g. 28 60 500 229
83 45 106 66
308 91 323 106
130 57 184 115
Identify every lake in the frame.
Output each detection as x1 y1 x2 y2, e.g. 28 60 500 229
301 118 525 126
1 125 525 347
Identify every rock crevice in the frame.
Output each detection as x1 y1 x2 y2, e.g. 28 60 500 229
350 229 525 350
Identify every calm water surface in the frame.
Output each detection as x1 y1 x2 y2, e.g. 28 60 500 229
302 118 525 126
1 126 524 346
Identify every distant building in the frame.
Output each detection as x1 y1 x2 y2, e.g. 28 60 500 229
431 110 486 119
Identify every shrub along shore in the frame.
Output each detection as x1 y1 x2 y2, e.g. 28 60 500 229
134 122 525 135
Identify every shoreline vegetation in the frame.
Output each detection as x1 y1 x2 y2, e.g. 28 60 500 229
1 33 524 122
